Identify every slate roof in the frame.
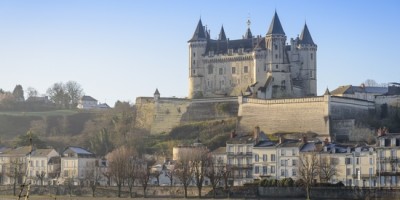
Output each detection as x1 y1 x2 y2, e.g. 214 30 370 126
205 38 254 54
212 147 226 154
32 149 54 157
277 139 303 148
267 11 285 35
81 95 97 101
244 28 253 39
189 19 207 42
254 140 276 147
154 88 160 95
299 23 315 45
227 134 255 144
4 146 32 155
331 85 388 95
63 146 95 158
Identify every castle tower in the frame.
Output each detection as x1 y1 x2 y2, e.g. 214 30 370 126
264 11 293 98
188 19 208 99
154 88 160 101
298 23 317 96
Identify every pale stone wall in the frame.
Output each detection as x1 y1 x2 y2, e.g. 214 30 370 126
238 96 329 136
135 97 238 134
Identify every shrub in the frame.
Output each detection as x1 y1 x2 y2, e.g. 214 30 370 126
295 179 304 187
286 178 294 187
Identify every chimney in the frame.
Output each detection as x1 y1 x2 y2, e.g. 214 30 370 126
323 146 328 152
230 130 237 139
279 136 284 144
302 136 307 144
332 147 336 154
254 126 260 140
324 138 329 146
347 147 351 153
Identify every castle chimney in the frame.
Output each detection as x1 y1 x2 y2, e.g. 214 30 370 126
230 130 237 139
302 136 307 144
279 136 284 144
254 126 260 140
324 138 329 145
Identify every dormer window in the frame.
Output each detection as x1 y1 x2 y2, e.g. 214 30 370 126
238 48 244 54
228 49 233 55
209 51 214 57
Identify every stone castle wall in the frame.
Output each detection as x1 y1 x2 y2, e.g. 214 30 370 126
237 96 330 136
135 97 238 134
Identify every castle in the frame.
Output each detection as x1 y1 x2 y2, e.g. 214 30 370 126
188 12 317 99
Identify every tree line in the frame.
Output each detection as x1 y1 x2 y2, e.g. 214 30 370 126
0 81 84 110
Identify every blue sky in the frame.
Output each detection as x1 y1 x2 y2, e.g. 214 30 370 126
0 0 399 105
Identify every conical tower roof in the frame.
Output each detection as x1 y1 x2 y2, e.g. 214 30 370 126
244 28 253 39
219 25 227 40
154 88 160 95
267 11 285 35
299 23 315 45
324 88 331 96
189 19 207 42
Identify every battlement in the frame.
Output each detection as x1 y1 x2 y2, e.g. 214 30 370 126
241 96 325 105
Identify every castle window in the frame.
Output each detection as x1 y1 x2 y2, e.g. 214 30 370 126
208 65 213 74
244 66 248 73
311 53 313 60
264 64 267 71
192 69 196 75
232 67 236 74
228 49 233 55
274 44 278 50
219 68 223 75
193 52 195 57
276 65 278 69
193 60 195 65
209 51 214 57
310 71 313 78
275 54 278 59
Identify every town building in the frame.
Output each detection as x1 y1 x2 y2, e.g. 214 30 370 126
376 133 400 187
28 148 60 185
60 146 96 185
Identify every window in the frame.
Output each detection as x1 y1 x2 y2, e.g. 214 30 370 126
263 154 267 162
271 154 276 161
193 52 196 57
292 160 297 166
254 154 259 162
281 149 285 156
208 65 213 74
281 169 285 176
238 146 243 153
246 157 251 165
219 68 223 75
274 44 278 50
369 167 373 175
228 145 233 153
311 53 313 60
356 158 360 165
264 64 267 71
255 166 259 174
346 168 351 176
232 67 236 74
263 166 267 174
275 54 278 59
275 65 278 69
244 66 248 73
345 158 352 165
228 158 233 165
292 169 297 176
41 160 44 167
280 160 285 166
292 149 296 156
271 166 276 173
369 157 373 165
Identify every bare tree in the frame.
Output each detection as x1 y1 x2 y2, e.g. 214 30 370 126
205 157 224 198
299 152 319 200
319 156 339 183
165 167 175 186
151 169 162 186
137 157 156 198
192 147 209 198
220 165 232 197
126 154 139 198
174 150 194 198
84 163 102 197
5 158 25 196
36 171 46 186
106 146 130 197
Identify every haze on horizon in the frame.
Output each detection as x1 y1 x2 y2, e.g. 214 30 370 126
0 0 399 106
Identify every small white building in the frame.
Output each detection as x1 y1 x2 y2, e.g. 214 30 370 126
77 96 98 109
29 148 60 185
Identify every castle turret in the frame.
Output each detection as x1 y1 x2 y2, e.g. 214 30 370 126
188 19 208 99
265 11 292 98
243 19 253 39
298 23 317 96
154 88 160 101
218 25 227 40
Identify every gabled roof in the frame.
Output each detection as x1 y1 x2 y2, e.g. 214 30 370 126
218 26 227 40
81 95 97 101
212 147 226 154
189 19 207 42
267 11 285 35
63 146 95 158
324 88 331 95
32 149 55 157
3 146 31 156
299 23 315 45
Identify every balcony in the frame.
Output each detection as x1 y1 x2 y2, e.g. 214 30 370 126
378 157 399 163
353 174 377 179
230 164 252 169
231 175 253 179
376 170 400 176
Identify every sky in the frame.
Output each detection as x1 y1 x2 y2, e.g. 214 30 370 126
0 0 399 106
